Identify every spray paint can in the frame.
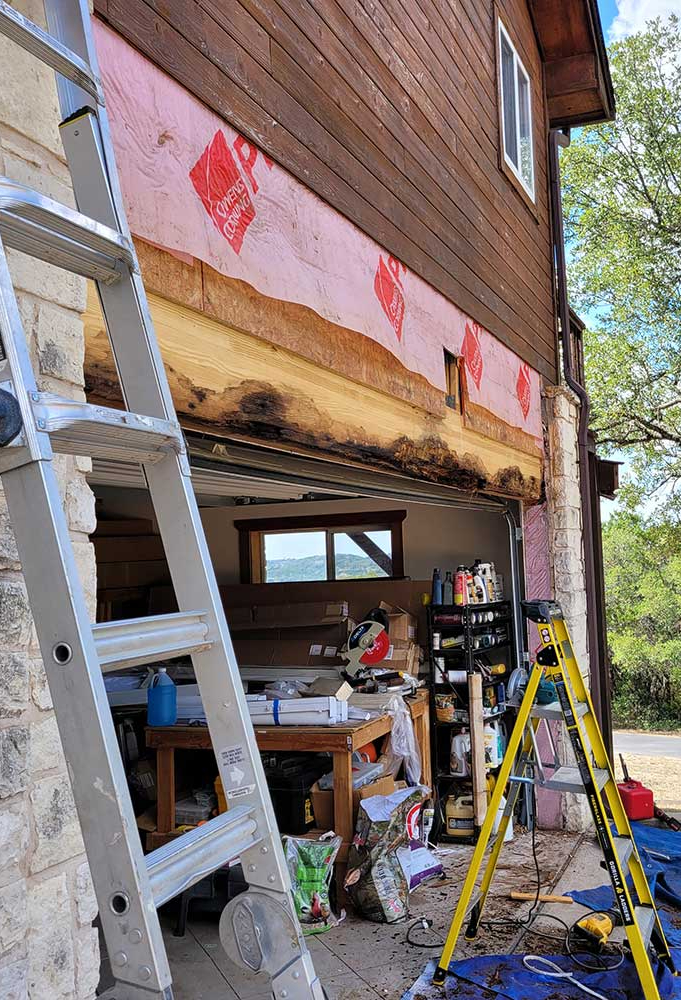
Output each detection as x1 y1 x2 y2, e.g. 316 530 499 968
455 566 466 605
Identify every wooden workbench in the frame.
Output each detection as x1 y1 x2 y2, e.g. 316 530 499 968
145 691 431 874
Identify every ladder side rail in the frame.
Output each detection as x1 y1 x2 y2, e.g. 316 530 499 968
551 620 661 908
58 111 295 901
542 622 670 996
1 466 171 994
59 114 177 423
433 660 546 986
551 618 672 967
44 0 101 117
46 25 323 992
465 724 538 940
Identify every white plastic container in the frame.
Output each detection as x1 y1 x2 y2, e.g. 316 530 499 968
483 722 499 769
450 729 470 777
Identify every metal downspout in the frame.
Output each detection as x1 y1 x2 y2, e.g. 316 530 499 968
504 505 524 673
548 129 604 720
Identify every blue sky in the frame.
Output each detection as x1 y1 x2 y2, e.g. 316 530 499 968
598 0 681 39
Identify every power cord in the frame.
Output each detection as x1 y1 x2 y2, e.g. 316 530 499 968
406 916 445 949
408 782 626 981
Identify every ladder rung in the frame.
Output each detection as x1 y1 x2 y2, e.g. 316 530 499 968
0 1 102 102
93 611 212 672
146 806 260 907
542 765 610 794
31 394 184 463
614 836 634 870
531 700 589 721
634 906 656 949
0 178 133 283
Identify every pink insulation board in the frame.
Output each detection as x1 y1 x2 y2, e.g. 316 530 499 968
93 21 544 448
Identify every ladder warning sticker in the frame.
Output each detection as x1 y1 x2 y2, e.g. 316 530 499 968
218 744 256 800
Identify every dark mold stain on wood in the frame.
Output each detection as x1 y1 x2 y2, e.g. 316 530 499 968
85 367 541 499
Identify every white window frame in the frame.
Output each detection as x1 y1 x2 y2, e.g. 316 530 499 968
498 18 535 201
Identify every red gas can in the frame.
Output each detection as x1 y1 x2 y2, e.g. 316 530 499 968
617 779 654 821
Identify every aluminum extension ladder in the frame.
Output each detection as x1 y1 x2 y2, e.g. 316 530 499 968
0 3 324 998
433 600 676 1000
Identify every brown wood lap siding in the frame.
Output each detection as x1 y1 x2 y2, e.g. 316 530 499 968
94 0 559 382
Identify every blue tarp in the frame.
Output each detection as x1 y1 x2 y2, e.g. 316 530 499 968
402 823 681 1000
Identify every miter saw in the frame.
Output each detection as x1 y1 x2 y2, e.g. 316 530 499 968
341 608 391 678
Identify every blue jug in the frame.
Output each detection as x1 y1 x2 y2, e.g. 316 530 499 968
147 667 177 726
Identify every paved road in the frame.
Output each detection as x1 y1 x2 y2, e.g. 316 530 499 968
614 730 681 758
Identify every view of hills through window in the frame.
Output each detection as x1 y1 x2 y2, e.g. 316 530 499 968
263 529 391 582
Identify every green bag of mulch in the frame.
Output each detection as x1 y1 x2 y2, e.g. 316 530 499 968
282 832 342 935
344 785 428 923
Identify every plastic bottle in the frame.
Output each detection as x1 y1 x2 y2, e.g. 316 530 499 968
445 794 475 837
147 667 177 726
483 722 499 770
490 720 505 765
492 794 514 842
443 570 454 605
432 568 443 605
450 729 470 777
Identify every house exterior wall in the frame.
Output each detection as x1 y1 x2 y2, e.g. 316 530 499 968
0 3 100 996
93 0 558 380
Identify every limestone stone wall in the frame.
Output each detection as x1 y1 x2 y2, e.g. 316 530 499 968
544 384 591 831
544 386 589 674
0 3 100 997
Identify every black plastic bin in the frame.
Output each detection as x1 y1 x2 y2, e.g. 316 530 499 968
263 754 328 835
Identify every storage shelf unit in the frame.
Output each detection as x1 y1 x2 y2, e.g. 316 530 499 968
427 600 518 844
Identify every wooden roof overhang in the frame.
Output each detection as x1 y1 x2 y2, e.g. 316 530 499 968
531 0 615 127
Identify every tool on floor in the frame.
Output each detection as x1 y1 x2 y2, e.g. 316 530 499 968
432 600 676 1000
654 806 681 833
509 891 573 904
575 911 616 947
0 4 324 997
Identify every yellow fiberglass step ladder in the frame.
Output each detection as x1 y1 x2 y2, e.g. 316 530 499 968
432 599 675 1000
0 3 324 998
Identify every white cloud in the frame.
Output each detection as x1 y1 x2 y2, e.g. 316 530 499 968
611 0 681 39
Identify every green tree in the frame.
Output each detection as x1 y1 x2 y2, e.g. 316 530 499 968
561 16 681 497
603 509 681 729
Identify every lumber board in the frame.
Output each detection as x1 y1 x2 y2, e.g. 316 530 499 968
468 673 488 828
83 287 543 501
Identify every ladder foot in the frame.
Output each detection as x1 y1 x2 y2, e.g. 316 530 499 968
432 966 448 987
219 888 323 998
98 984 174 1000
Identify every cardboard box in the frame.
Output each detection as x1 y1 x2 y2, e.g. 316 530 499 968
310 774 395 832
306 677 353 700
379 601 418 643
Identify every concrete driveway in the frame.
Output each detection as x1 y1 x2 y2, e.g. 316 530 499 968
614 730 681 758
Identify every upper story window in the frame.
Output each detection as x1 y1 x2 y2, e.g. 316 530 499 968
498 19 535 201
